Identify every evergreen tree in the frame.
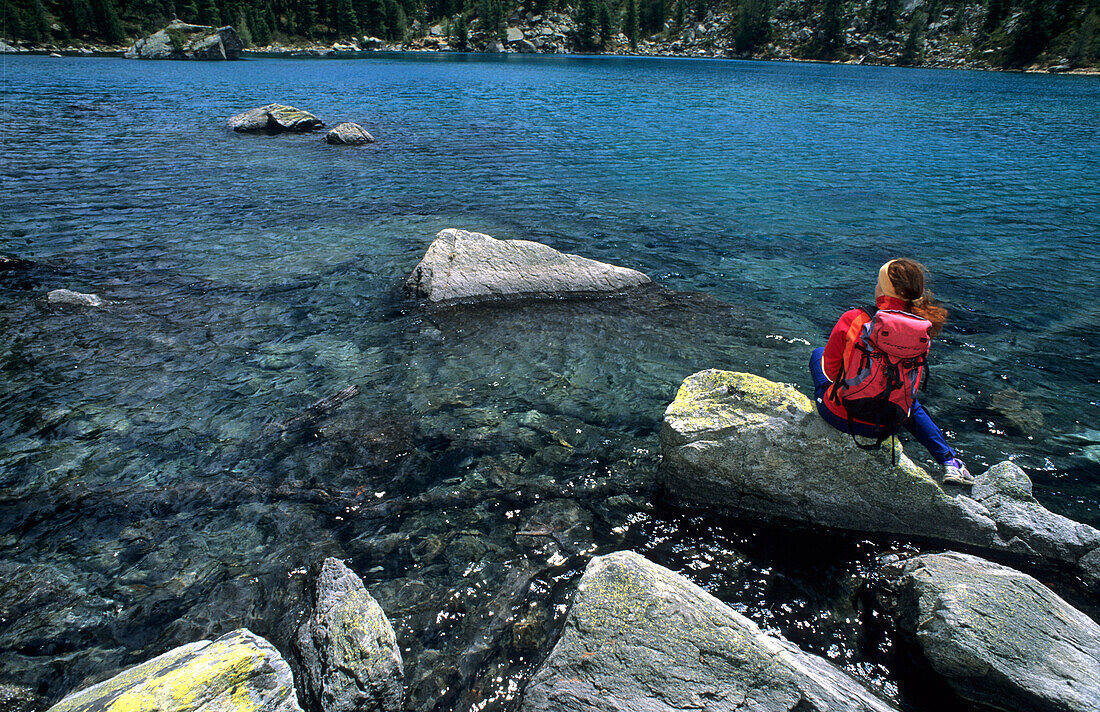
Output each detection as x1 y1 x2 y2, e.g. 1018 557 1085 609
180 0 199 21
63 0 98 36
297 0 318 35
638 0 665 34
91 0 126 41
252 4 272 42
732 0 769 53
28 0 52 42
673 0 683 29
623 0 638 47
1006 0 1052 65
812 0 842 58
869 0 898 31
597 0 611 45
573 0 597 48
477 0 503 42
449 10 467 47
199 0 220 24
899 8 927 64
336 0 357 34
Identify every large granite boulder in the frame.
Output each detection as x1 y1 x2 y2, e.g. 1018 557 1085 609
294 558 403 712
46 628 300 712
519 551 898 712
880 552 1100 712
658 370 1100 586
124 20 243 60
406 229 652 305
325 122 375 145
228 104 325 133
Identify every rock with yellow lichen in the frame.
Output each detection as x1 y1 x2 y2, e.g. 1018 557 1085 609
45 628 300 712
518 551 899 712
293 558 403 712
658 370 1100 588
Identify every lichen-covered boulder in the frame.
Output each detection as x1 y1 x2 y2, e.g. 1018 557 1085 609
881 552 1100 712
47 288 103 307
658 370 1100 586
124 20 243 60
45 628 301 712
325 122 375 145
406 229 651 305
293 558 403 712
519 551 898 712
227 104 324 133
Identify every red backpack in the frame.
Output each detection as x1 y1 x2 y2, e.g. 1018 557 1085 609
828 308 931 454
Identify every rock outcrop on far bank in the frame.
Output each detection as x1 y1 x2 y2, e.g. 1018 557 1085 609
294 558 404 712
45 628 301 712
406 229 652 305
124 20 243 60
227 104 325 133
658 369 1100 587
879 552 1100 712
519 551 898 712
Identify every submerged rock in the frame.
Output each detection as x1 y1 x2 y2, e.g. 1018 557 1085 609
294 558 403 712
227 104 325 133
325 122 376 145
124 20 243 60
0 684 45 712
46 288 103 307
406 228 652 305
46 628 300 712
519 551 898 712
880 552 1100 712
658 370 1100 586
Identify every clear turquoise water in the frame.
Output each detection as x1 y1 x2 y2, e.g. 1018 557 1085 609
1 54 1098 709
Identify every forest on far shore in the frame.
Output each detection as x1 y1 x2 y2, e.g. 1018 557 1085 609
2 0 1099 69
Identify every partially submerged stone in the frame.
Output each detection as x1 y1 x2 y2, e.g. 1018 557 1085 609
294 558 403 712
46 628 301 712
658 370 1100 586
406 229 652 305
124 20 243 60
47 288 103 307
881 552 1100 712
227 104 324 133
519 551 898 712
325 122 375 145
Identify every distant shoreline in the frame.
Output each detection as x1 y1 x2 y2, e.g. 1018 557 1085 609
5 44 1099 76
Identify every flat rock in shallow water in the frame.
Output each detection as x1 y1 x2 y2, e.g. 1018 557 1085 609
46 628 301 712
658 370 1100 586
293 558 403 712
325 122 375 145
519 551 898 712
881 552 1100 712
124 20 243 60
406 229 652 305
227 104 324 133
47 289 103 307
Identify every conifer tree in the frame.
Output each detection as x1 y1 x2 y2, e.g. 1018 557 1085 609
449 10 467 47
199 0 220 25
623 0 638 47
573 0 597 48
597 0 611 46
91 0 126 41
336 0 357 35
673 0 683 29
180 0 199 21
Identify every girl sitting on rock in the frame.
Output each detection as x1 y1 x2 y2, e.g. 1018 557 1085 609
809 258 973 486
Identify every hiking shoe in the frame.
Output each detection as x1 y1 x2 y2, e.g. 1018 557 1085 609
943 458 973 486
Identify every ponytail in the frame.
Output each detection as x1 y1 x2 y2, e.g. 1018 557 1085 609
910 294 947 337
886 258 948 337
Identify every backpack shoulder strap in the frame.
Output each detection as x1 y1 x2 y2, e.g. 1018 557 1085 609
840 308 875 371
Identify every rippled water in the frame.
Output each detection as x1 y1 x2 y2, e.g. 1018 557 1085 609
1 54 1099 709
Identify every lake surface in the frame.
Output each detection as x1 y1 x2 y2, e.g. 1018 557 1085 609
1 53 1098 709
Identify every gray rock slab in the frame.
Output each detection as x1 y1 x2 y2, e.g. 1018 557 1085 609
882 552 1100 712
406 229 651 305
227 104 324 133
46 628 301 712
658 370 1100 587
294 558 403 712
519 551 898 712
325 122 376 145
47 289 103 307
124 20 243 59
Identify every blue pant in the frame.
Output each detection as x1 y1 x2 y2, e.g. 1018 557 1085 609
809 347 955 464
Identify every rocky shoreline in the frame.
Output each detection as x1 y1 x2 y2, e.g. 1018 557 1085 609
20 232 1099 712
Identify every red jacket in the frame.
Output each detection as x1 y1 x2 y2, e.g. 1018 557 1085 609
820 295 909 421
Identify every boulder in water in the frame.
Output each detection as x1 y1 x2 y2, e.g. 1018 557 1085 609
293 558 404 712
658 369 1100 586
406 228 652 305
45 629 301 712
880 552 1100 712
227 104 325 133
47 288 103 307
519 551 898 712
325 122 376 145
124 20 243 60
